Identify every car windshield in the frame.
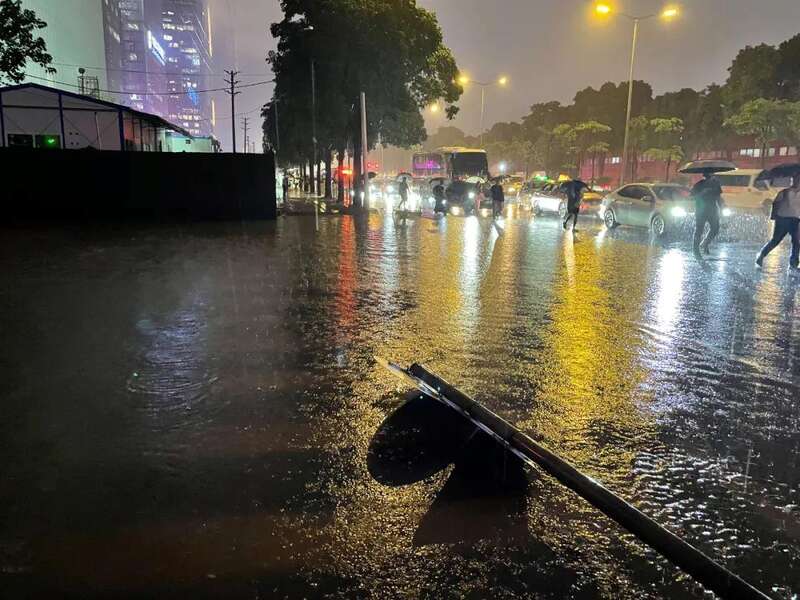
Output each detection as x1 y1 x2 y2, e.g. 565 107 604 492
654 185 691 201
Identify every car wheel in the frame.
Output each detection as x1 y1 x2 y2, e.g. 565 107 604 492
558 202 567 219
604 207 618 229
651 213 667 238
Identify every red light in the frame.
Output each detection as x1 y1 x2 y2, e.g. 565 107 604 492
341 168 353 176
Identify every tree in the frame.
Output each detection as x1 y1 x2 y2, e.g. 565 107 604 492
645 118 684 182
0 0 54 84
725 99 800 167
777 34 800 101
552 124 578 175
266 0 462 203
723 44 782 110
424 125 466 150
626 116 650 181
573 121 611 184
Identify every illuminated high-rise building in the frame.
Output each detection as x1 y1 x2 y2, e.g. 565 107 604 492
146 0 213 136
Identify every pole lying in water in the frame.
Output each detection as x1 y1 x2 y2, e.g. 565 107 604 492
386 361 771 600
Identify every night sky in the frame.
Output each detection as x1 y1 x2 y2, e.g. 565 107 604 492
210 0 800 152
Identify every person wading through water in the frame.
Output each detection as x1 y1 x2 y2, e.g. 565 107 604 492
397 178 409 211
562 180 586 232
490 180 505 219
756 173 800 270
691 172 724 257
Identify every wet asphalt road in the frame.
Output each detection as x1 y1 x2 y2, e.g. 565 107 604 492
0 207 798 599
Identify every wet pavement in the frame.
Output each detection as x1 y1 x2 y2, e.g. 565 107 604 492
1 207 798 599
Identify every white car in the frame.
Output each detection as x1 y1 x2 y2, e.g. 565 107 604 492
715 169 787 213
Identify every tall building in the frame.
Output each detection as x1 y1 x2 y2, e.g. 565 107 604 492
20 0 216 138
146 0 214 137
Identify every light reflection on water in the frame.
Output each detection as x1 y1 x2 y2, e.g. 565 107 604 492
0 214 798 599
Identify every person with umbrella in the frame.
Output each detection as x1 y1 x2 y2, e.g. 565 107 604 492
397 178 410 212
489 178 505 219
680 160 735 257
756 164 800 270
562 180 588 232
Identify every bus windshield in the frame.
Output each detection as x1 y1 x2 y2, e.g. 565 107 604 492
451 152 489 178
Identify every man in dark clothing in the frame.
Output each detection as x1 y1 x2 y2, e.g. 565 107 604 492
562 181 583 231
282 173 290 204
398 179 409 211
691 172 724 256
490 181 505 218
433 183 447 214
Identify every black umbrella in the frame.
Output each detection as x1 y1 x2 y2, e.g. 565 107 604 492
756 163 800 181
560 180 589 194
678 160 736 175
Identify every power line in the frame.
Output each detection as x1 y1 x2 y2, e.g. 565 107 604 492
23 73 272 96
50 62 270 78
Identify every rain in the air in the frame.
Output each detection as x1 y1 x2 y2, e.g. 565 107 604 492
1 1 799 599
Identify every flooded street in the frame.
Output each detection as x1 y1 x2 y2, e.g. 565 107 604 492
1 210 799 599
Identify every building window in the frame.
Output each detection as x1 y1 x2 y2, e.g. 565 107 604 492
768 147 776 157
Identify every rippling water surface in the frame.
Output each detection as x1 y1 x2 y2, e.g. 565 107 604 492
1 211 798 599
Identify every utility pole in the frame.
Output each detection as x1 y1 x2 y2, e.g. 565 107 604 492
360 91 369 210
311 60 318 196
224 69 240 153
242 116 250 154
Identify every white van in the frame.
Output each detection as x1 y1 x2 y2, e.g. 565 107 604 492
715 169 787 213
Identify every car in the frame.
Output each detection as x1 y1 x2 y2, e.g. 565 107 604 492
494 175 524 198
601 183 694 237
529 182 604 218
715 169 788 213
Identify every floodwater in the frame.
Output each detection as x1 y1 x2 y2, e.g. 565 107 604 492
1 208 798 599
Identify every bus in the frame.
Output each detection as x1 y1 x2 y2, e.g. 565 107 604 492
412 147 490 210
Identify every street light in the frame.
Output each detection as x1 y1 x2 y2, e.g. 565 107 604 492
458 74 509 146
593 3 680 185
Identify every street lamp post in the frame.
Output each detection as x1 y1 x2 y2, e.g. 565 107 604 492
458 75 509 146
594 4 679 185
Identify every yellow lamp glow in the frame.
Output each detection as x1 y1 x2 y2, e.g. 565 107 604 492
430 104 440 113
498 76 509 86
595 3 612 15
661 6 679 19
458 75 470 85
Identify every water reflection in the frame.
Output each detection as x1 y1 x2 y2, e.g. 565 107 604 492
1 215 798 599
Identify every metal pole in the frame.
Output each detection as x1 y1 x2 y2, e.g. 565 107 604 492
274 100 280 151
225 69 240 153
620 18 639 186
94 111 102 150
360 91 369 210
311 60 318 196
398 362 771 600
479 86 486 147
242 116 249 154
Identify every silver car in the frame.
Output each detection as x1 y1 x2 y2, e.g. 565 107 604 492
602 183 694 237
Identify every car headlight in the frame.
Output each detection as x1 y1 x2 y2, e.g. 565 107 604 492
722 208 732 217
671 206 687 218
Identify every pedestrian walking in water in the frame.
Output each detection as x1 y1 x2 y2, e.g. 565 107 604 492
433 182 447 215
562 180 586 232
282 172 290 205
490 180 505 218
756 173 800 270
398 178 409 211
691 172 724 256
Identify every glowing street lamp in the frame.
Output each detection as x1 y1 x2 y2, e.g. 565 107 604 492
458 74 510 146
592 3 681 185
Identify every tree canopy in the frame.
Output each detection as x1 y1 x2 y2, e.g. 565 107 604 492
263 0 462 195
0 0 54 84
